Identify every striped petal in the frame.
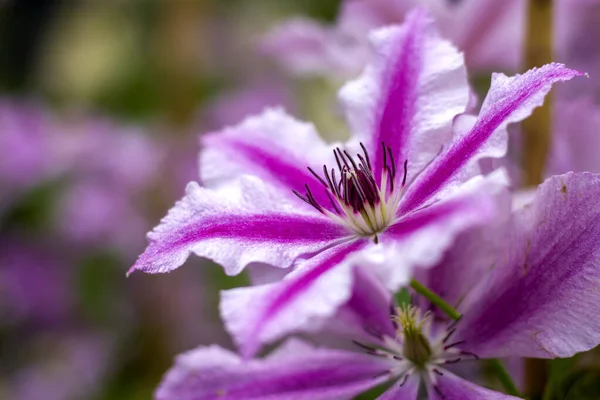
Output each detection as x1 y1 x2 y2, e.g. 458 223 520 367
401 63 583 212
339 8 470 186
455 173 600 359
221 240 367 357
130 176 349 276
200 107 337 211
156 339 391 400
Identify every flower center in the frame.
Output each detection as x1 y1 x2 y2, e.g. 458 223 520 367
353 305 479 393
294 142 407 241
394 305 433 368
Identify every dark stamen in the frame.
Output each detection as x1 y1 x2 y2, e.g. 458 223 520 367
308 167 328 187
444 358 461 364
387 145 396 179
352 340 376 352
331 168 341 198
382 142 388 172
373 370 392 379
433 368 444 376
334 149 343 172
364 326 383 339
343 149 360 171
402 159 408 187
433 385 446 399
360 142 372 170
398 373 410 387
444 340 466 350
325 191 341 215
447 317 463 330
336 148 351 169
322 165 337 194
292 190 315 208
442 328 456 344
459 350 479 360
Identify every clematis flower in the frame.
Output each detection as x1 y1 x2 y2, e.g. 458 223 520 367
264 0 600 181
130 9 580 356
155 172 600 400
262 0 525 77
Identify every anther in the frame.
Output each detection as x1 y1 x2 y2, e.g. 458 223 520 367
398 373 410 387
444 358 461 364
360 142 372 170
459 350 479 360
443 340 465 351
442 328 456 344
433 385 446 399
308 166 328 187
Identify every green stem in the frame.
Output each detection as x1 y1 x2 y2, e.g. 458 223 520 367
409 278 521 397
409 278 461 320
489 359 521 397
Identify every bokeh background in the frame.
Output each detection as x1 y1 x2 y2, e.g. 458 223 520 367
0 1 340 399
1 0 600 399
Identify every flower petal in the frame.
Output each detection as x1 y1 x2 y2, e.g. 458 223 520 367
261 18 370 77
547 98 600 176
415 189 512 314
455 173 600 358
221 240 366 357
324 266 396 343
429 370 520 400
401 63 583 212
129 177 349 276
339 8 469 186
156 339 391 400
378 373 419 400
200 107 337 210
373 175 500 291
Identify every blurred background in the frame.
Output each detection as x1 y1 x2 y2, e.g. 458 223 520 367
0 1 340 399
1 0 599 399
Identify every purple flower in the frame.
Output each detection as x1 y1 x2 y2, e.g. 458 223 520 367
262 0 525 76
130 10 580 356
155 172 600 400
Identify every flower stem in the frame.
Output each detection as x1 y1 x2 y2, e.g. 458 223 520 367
522 0 553 395
409 278 461 320
522 0 553 187
409 278 521 397
489 359 521 397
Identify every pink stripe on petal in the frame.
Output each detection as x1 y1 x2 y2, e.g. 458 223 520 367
339 9 469 186
370 10 424 179
130 180 348 276
201 108 335 209
455 173 600 359
402 63 583 212
156 339 390 400
221 240 366 357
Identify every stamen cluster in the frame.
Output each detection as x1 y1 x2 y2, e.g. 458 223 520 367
354 305 479 396
293 142 407 240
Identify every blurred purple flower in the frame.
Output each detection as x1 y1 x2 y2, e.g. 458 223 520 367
262 0 525 76
51 116 164 254
131 10 579 357
0 242 71 326
205 80 295 129
5 333 113 400
264 1 600 178
155 172 600 400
